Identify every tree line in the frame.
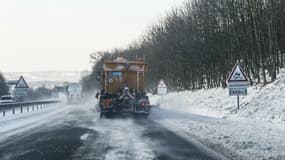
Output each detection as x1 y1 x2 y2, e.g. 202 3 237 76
83 0 285 92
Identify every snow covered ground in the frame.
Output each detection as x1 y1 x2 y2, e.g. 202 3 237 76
1 69 285 160
149 68 285 160
0 103 71 143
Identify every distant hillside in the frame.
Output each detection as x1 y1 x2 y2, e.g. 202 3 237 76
4 71 90 88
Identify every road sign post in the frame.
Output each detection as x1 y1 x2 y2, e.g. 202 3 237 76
237 95 239 110
227 62 249 111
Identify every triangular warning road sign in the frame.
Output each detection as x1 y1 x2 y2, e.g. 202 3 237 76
227 63 248 82
15 76 29 88
158 79 167 88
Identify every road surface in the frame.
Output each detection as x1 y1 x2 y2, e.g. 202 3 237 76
0 103 225 160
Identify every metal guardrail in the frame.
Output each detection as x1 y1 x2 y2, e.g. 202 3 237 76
0 100 60 117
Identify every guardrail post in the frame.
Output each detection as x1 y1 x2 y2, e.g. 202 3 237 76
0 100 59 116
1 101 60 116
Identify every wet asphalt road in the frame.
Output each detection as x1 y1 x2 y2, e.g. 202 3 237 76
0 106 223 160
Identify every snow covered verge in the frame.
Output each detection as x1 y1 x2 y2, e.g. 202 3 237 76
0 103 70 143
0 99 96 144
149 68 285 160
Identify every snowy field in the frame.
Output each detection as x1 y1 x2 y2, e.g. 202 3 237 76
149 68 285 160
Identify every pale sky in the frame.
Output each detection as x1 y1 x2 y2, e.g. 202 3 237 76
0 0 185 72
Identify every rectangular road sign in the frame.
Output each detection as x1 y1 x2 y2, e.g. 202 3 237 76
229 88 247 96
15 88 28 96
228 82 248 88
15 90 27 96
157 87 167 95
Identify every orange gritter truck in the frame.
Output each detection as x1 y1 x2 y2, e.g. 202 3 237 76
96 56 150 117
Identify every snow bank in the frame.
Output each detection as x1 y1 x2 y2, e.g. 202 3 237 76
237 69 285 122
149 68 285 160
151 68 285 122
